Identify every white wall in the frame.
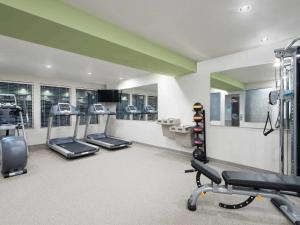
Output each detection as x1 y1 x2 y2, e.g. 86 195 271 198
122 86 157 97
109 39 294 172
0 73 105 145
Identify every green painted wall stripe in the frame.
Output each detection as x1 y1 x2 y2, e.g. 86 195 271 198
211 73 245 91
0 0 197 75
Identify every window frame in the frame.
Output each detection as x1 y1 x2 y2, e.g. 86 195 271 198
0 80 34 129
210 92 221 122
244 87 273 123
147 95 158 110
40 84 71 128
132 94 146 121
75 88 99 125
240 87 275 129
116 92 131 120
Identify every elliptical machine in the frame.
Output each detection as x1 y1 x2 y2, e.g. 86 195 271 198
0 94 28 178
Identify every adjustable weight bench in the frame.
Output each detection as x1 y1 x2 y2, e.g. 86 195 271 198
186 159 300 225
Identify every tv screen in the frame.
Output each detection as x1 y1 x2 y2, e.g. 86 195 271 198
98 89 120 102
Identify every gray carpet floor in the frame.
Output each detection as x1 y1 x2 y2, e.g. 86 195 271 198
0 143 297 225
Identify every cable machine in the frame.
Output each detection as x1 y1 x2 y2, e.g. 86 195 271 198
265 38 300 175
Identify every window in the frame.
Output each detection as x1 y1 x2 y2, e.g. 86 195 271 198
41 85 70 127
0 82 33 128
147 96 158 110
76 89 98 125
116 93 130 120
147 95 158 121
210 93 221 121
132 94 145 120
245 88 273 123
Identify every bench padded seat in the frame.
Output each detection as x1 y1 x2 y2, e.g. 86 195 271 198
191 160 222 184
222 171 300 193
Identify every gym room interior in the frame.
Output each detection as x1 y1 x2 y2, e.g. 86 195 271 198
1 1 300 225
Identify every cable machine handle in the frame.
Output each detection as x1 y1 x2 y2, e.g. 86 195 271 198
263 129 274 136
263 111 274 136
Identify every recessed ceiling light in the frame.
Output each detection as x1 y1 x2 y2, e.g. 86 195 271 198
239 4 252 13
119 77 123 80
45 64 52 69
87 72 92 75
260 36 269 43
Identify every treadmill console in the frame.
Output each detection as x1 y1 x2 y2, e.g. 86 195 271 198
128 106 135 111
58 103 71 113
0 94 17 107
145 105 155 112
93 104 105 112
126 105 139 113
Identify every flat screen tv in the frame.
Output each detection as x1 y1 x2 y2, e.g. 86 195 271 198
98 89 120 102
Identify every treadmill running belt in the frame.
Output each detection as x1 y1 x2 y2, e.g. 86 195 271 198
96 137 129 146
57 142 96 154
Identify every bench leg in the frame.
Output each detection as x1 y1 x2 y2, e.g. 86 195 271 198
187 184 300 225
271 198 300 225
187 184 213 211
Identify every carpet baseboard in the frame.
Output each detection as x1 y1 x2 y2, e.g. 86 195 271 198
133 141 276 173
29 144 47 151
29 141 276 174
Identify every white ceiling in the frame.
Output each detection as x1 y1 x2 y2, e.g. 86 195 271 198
221 63 275 83
0 35 150 85
64 0 300 60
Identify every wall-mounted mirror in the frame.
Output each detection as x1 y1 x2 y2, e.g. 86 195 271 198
210 63 277 128
116 84 158 121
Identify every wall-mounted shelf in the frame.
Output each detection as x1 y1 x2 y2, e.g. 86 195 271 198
169 125 193 147
157 118 180 139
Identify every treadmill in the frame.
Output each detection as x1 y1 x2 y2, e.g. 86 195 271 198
125 105 141 120
47 103 99 158
84 104 132 149
144 105 158 120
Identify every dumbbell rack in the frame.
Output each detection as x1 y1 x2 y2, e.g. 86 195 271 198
192 104 208 163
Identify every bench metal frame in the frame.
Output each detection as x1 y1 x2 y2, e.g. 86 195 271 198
188 182 300 224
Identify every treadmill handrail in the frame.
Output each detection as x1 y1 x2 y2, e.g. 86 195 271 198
47 104 82 144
